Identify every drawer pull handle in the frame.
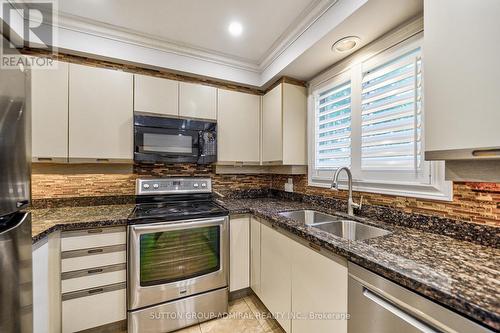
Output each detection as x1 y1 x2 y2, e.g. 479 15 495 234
472 148 500 157
37 157 53 161
87 249 104 254
88 288 104 295
87 229 103 234
87 268 103 274
96 158 109 162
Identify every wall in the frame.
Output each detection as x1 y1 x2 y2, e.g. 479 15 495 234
271 175 500 227
28 50 498 227
31 163 272 199
32 164 499 226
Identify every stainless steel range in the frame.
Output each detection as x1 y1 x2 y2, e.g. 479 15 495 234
127 178 229 333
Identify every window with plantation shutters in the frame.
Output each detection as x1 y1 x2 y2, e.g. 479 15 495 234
309 35 452 201
361 48 422 171
315 80 352 169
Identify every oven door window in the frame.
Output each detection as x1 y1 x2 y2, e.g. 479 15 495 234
139 226 221 286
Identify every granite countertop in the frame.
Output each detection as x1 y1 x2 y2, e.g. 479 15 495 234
30 197 500 331
31 204 134 243
218 197 500 331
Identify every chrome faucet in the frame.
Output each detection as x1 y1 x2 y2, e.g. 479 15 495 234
331 167 362 216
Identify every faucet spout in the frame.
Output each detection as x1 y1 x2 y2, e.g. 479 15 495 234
331 167 362 216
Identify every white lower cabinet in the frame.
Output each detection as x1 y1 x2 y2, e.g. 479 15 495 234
60 227 127 332
33 241 49 333
33 233 61 333
250 217 261 298
255 219 348 333
291 241 348 333
260 223 293 333
62 288 126 333
230 215 250 292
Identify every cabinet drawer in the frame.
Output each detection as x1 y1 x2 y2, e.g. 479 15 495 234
61 249 126 273
61 227 126 251
61 264 126 293
62 285 126 333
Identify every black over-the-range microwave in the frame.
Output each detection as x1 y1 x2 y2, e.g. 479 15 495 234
134 112 217 164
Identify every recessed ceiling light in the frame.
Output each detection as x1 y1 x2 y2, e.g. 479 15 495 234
332 36 361 53
228 21 243 37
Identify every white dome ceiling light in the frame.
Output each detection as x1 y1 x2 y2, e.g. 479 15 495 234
332 36 361 53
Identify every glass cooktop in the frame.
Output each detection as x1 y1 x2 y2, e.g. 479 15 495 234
128 200 228 223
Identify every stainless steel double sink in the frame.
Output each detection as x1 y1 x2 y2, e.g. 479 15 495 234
278 210 390 241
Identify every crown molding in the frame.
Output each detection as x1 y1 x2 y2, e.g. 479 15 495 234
11 0 367 87
54 11 262 72
258 0 338 70
52 0 338 74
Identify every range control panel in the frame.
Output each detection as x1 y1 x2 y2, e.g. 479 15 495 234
136 178 212 195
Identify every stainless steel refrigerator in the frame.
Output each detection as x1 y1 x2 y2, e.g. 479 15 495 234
0 35 33 333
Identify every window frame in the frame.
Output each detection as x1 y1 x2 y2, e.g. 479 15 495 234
308 34 453 201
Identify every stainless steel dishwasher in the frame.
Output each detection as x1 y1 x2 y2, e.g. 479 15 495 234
348 263 493 333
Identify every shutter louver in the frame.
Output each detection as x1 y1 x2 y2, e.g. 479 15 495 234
361 48 422 170
315 81 351 168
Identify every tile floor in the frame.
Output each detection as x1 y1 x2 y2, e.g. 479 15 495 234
174 295 285 333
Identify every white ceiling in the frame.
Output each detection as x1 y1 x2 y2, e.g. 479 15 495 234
281 0 423 81
7 0 423 86
58 0 323 65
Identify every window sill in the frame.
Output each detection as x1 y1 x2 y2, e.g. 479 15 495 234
308 177 453 202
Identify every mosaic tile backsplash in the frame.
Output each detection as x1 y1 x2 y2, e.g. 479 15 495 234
271 176 500 227
31 164 499 227
31 163 272 199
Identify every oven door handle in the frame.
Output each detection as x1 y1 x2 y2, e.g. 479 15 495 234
129 217 227 234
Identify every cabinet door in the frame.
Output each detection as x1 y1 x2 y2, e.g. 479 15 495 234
230 216 250 292
69 64 133 162
218 89 260 164
262 84 283 163
62 288 126 333
282 83 307 165
260 223 292 333
291 241 348 333
179 82 217 120
31 61 69 162
33 241 49 333
134 74 178 116
424 0 500 154
250 217 261 297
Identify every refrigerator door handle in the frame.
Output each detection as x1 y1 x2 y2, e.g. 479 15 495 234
0 212 29 235
16 200 29 208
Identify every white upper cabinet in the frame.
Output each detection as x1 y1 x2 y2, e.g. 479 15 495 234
179 82 217 120
282 83 307 165
134 74 178 116
424 0 500 159
31 61 69 162
262 83 307 165
217 89 260 164
262 84 283 163
69 64 133 162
